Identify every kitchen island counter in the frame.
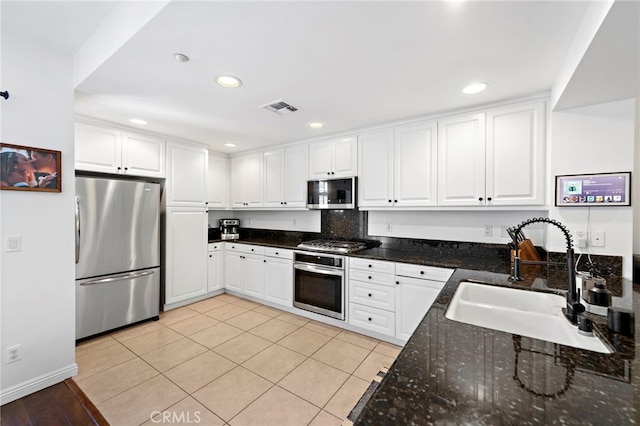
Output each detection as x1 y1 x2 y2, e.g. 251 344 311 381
354 268 638 425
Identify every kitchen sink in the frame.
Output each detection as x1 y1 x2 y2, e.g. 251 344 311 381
444 281 613 354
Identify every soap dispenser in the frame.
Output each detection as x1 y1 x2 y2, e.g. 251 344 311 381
587 278 612 307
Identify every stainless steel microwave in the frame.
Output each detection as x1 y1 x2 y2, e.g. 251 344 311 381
307 177 357 209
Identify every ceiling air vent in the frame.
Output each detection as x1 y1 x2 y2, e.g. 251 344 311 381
260 99 298 115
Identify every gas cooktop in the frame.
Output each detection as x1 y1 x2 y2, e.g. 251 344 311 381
296 239 367 254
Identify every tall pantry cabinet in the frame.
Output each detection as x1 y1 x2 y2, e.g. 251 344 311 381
164 141 209 309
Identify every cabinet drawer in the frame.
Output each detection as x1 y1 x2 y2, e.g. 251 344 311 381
395 263 453 282
350 258 395 274
349 269 395 287
264 247 293 260
350 280 395 311
208 242 223 252
226 243 265 255
349 303 395 336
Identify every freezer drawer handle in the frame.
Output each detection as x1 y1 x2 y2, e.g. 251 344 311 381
80 270 155 286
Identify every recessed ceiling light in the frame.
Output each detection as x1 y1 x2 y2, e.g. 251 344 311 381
173 53 189 63
224 143 237 147
129 118 148 125
216 75 242 88
307 122 325 129
462 82 488 94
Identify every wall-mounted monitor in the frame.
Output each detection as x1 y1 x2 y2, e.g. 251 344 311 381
555 172 631 207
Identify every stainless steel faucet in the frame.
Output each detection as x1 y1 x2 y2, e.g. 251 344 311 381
507 217 585 325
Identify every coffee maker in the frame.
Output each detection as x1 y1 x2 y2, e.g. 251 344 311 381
220 219 240 240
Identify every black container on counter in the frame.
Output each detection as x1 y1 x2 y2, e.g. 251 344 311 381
608 306 635 336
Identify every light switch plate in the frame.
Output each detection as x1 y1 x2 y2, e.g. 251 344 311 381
6 236 21 252
590 231 605 247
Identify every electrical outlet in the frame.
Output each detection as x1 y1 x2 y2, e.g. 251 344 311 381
574 230 588 248
387 222 393 232
292 219 297 227
6 345 21 364
483 225 492 237
590 231 605 247
500 226 508 238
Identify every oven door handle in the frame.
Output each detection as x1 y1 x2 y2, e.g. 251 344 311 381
294 262 343 277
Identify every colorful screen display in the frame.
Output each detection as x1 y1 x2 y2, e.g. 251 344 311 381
555 172 631 207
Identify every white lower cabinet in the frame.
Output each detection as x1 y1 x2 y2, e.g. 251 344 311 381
207 243 224 293
224 243 265 298
348 258 453 342
165 208 208 307
395 276 445 341
264 248 293 307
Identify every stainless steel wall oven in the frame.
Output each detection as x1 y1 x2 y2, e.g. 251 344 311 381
293 251 345 320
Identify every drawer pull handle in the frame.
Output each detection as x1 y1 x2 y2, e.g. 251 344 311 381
275 252 279 255
368 264 372 268
420 271 424 275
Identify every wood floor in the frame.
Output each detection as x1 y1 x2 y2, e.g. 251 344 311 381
0 379 108 426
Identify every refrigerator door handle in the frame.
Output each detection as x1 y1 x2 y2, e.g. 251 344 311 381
75 196 81 264
79 269 156 286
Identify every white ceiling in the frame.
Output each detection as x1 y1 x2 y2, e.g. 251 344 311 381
1 1 606 153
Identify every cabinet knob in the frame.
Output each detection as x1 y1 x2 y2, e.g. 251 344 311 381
478 197 483 201
487 197 492 201
368 317 372 321
209 255 212 258
280 202 284 205
327 172 331 175
263 259 266 263
420 271 425 275
396 281 399 285
394 200 398 203
331 172 335 175
284 202 287 205
388 200 392 203
368 264 372 268
368 293 372 297
251 248 254 252
124 167 128 171
368 276 372 280
117 166 122 170
275 252 279 255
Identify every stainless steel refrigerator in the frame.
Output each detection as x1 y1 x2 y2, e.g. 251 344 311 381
75 176 161 340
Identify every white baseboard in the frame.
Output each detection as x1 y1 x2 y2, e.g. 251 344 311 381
0 363 78 406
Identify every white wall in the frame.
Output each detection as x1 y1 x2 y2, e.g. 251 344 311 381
548 99 636 279
368 210 547 245
634 96 640 257
0 32 77 404
208 210 320 233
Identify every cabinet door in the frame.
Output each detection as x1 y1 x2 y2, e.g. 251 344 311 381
208 248 224 292
231 153 263 208
332 137 357 177
263 149 285 208
486 101 546 206
264 256 293 307
165 208 208 306
395 121 438 207
395 276 444 341
225 251 245 293
244 254 265 298
358 130 394 207
122 132 165 178
167 142 208 206
308 140 333 178
437 113 486 206
75 122 122 174
284 144 308 207
207 153 229 208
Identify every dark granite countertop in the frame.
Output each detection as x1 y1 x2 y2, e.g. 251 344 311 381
355 268 638 425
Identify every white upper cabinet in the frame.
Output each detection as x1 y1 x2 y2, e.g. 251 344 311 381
437 101 546 207
264 144 308 208
359 121 437 208
485 100 546 206
308 136 357 179
207 152 229 209
358 130 394 207
437 113 487 206
75 122 165 178
231 152 263 208
166 141 208 206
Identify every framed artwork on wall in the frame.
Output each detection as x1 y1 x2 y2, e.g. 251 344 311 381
0 143 61 192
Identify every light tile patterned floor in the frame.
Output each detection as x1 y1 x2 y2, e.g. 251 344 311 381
74 294 402 426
